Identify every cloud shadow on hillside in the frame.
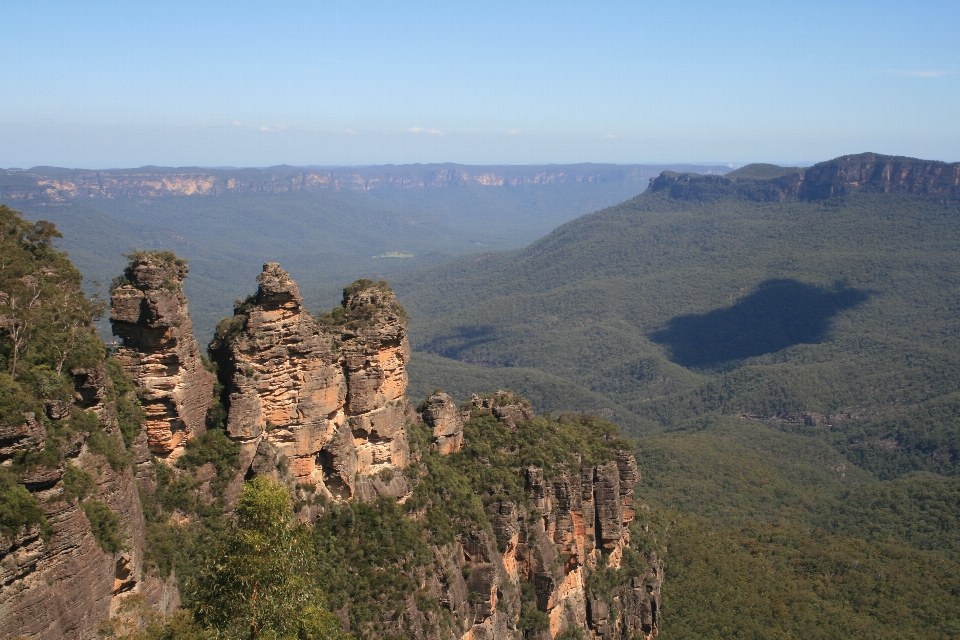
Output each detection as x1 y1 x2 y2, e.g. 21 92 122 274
420 325 501 362
649 279 871 368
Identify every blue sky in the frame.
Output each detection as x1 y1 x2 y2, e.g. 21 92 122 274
1 0 958 168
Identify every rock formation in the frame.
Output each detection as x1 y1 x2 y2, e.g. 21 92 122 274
209 264 413 503
5 256 658 639
0 365 166 640
460 397 660 640
420 391 465 454
388 393 661 640
650 152 960 202
110 252 214 459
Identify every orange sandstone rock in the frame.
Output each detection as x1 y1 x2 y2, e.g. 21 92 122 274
110 253 214 459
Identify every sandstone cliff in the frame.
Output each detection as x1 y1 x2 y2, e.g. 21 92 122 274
203 269 661 638
2 206 663 639
442 394 660 640
110 252 214 460
650 152 960 202
209 264 412 504
420 391 465 455
0 165 664 201
0 365 164 640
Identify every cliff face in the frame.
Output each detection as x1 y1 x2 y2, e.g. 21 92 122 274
203 268 660 639
380 393 661 640
0 366 161 640
420 391 465 455
0 165 660 201
650 152 960 202
210 264 412 503
3 206 661 639
110 254 214 460
797 153 960 200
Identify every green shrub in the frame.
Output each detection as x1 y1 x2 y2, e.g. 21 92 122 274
557 627 585 640
176 429 239 497
0 467 46 539
87 428 130 472
517 582 549 632
61 463 96 503
189 476 346 639
81 500 123 554
105 358 144 448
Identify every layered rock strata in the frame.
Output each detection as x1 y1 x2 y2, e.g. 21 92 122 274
409 395 662 640
110 254 214 459
0 366 160 640
210 264 412 502
1 165 661 201
420 391 465 454
651 152 960 202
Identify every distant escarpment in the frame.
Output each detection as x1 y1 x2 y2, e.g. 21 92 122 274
0 164 684 201
651 152 960 202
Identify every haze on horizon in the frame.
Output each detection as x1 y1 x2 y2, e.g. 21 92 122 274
1 0 958 169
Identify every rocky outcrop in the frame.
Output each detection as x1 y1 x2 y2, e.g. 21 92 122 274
0 367 151 640
420 392 465 454
651 152 960 203
798 153 960 200
470 391 536 431
210 264 411 504
417 397 661 640
110 253 214 459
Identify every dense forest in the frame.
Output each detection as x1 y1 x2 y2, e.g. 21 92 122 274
394 154 960 636
4 163 724 345
5 152 960 637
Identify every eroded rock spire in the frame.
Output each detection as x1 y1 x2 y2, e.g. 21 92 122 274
110 251 214 458
209 263 411 504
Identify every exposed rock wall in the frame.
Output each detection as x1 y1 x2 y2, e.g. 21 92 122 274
7 258 658 639
650 152 960 202
110 254 214 459
210 264 412 503
420 392 465 455
0 367 153 640
411 394 661 640
799 153 960 200
1 165 661 201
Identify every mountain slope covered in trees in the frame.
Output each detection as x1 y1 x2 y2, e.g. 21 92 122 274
5 163 726 344
395 153 960 636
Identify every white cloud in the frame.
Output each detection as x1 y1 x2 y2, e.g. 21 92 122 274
232 120 242 127
506 129 521 135
893 70 953 78
407 127 444 135
603 133 617 140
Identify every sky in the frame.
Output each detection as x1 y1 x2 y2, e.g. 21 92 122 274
1 0 958 168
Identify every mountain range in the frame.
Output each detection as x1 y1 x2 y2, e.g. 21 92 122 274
3 163 729 345
3 153 960 638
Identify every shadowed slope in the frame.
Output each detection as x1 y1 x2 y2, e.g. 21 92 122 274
650 279 871 367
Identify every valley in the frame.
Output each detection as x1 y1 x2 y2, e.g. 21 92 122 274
3 163 728 346
2 153 960 638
